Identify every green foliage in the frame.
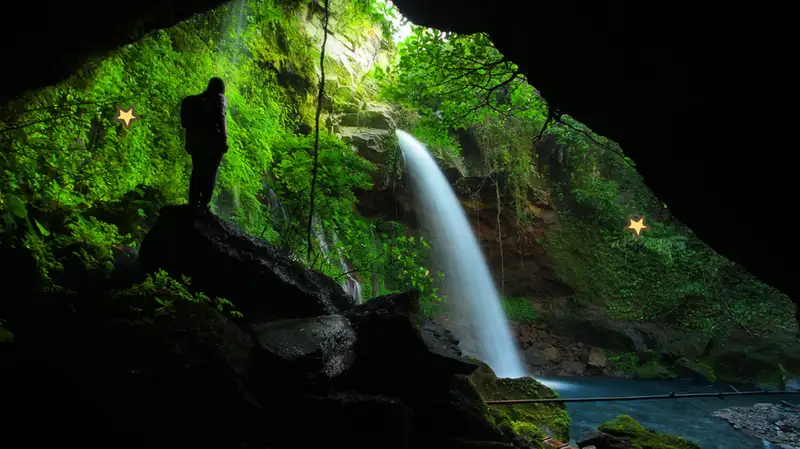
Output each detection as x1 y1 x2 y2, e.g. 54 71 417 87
500 296 539 323
598 415 701 449
0 319 13 343
116 269 241 318
0 0 435 308
541 139 795 336
607 352 640 373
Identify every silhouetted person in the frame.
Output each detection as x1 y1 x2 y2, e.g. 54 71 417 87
180 77 228 212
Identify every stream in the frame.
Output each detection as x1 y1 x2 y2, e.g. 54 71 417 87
537 376 798 449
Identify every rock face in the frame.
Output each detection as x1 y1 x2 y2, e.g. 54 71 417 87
139 205 355 322
3 207 563 449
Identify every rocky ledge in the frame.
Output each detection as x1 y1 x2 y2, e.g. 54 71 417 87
1 205 568 449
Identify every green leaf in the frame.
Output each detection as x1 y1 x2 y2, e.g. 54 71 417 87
5 194 27 218
35 219 50 237
0 325 13 343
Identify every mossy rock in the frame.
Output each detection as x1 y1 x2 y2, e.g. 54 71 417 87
675 358 716 383
598 415 701 449
469 361 570 443
635 361 677 380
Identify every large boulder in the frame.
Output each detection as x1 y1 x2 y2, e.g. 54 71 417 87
3 297 262 449
250 315 357 396
139 205 354 322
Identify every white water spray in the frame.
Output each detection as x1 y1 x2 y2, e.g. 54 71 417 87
397 129 527 378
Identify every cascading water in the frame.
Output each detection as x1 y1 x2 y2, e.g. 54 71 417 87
312 216 362 304
396 129 527 379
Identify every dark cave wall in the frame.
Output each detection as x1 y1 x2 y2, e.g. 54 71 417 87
0 0 794 313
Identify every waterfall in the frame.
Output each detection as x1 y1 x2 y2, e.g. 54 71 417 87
265 188 288 230
396 129 527 379
312 216 362 304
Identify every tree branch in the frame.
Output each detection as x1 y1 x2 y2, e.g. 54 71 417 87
554 116 636 169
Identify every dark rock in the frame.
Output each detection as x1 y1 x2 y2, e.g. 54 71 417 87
416 374 507 443
704 331 800 385
139 205 354 322
250 315 356 395
524 346 550 366
559 361 587 376
268 392 415 449
3 299 261 448
421 320 480 375
549 317 646 352
109 245 144 289
340 291 478 397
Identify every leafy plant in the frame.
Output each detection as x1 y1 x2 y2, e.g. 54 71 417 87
500 297 539 323
116 270 241 318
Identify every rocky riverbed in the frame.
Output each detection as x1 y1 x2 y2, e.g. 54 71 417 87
713 403 800 449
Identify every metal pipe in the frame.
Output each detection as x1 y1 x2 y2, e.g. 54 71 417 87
485 390 800 405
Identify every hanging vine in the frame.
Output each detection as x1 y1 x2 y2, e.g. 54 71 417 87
306 0 330 262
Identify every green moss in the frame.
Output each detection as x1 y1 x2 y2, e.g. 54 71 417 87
607 352 640 373
635 361 677 380
500 297 539 323
676 358 716 383
598 415 701 449
469 362 570 443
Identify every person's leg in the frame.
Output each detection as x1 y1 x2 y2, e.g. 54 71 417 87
189 153 202 208
199 152 223 209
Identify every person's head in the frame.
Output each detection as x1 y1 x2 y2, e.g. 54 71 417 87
207 77 225 94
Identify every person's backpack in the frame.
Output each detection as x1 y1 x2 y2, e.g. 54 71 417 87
180 94 209 130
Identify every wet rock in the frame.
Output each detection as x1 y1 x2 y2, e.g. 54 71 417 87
470 360 571 443
588 347 607 368
250 315 356 395
559 361 587 376
543 346 561 363
524 346 551 366
270 392 414 449
339 291 478 397
714 403 800 448
139 205 354 322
